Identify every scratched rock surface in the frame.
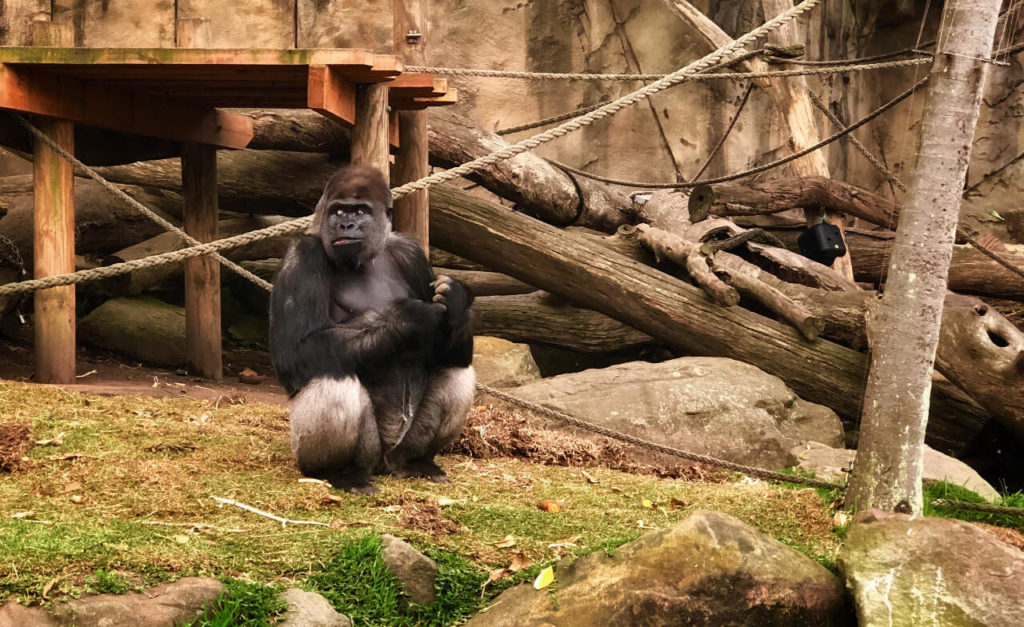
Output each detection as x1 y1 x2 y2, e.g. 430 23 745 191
838 510 1024 627
466 510 850 626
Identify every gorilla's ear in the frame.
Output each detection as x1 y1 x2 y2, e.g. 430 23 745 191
386 201 394 221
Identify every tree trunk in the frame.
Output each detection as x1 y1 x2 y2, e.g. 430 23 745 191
848 0 1001 514
433 269 534 297
428 184 990 451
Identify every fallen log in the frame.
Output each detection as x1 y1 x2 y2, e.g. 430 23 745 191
764 227 1024 301
630 222 1024 441
688 177 898 227
434 269 533 297
0 177 182 270
473 291 655 353
428 184 988 452
94 217 293 296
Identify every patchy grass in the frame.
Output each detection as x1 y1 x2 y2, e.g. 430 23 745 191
187 578 287 627
924 481 1024 531
0 381 843 620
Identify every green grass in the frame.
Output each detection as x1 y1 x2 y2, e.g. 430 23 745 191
0 381 845 622
186 579 287 627
924 481 1024 531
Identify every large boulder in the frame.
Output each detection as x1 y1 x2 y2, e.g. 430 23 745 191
467 510 850 626
472 336 541 388
788 441 999 501
78 296 186 367
0 577 224 627
839 510 1024 626
506 357 844 469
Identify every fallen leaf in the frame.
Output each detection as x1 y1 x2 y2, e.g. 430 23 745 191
11 511 34 519
641 498 654 509
298 478 327 485
509 551 531 572
69 495 84 504
63 481 82 493
832 511 849 527
437 497 466 507
42 576 59 598
669 497 688 510
238 368 265 385
493 535 516 549
533 566 555 590
988 209 1006 221
474 406 488 412
321 494 344 505
49 453 85 461
538 500 561 513
35 432 65 447
581 470 599 484
173 534 190 544
488 567 510 583
548 536 580 549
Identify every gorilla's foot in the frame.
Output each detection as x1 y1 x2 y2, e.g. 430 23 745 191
325 469 379 495
392 459 451 483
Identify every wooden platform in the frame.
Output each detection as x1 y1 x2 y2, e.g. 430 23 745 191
0 46 456 383
0 47 456 149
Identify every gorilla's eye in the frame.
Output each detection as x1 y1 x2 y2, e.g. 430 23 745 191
336 209 345 217
356 209 365 216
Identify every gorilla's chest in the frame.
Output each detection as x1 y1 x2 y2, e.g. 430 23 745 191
329 257 413 322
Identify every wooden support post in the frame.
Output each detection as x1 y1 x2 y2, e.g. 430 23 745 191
182 143 222 380
393 0 430 250
351 83 391 178
32 117 75 384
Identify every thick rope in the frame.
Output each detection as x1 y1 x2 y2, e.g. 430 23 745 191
13 114 274 293
406 56 929 81
931 499 1024 516
477 383 845 490
549 76 929 189
390 0 823 199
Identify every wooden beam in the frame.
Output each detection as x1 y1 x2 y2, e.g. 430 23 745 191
351 83 391 177
32 117 76 384
306 65 357 127
181 143 222 380
0 65 254 149
393 0 429 250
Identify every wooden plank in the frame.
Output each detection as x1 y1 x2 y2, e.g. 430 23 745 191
32 117 75 384
181 143 222 380
390 89 459 111
52 0 174 47
296 0 393 51
177 0 293 49
351 83 391 178
0 47 399 78
0 65 254 149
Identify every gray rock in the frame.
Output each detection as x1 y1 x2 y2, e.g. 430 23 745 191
380 534 438 606
509 357 844 469
472 336 541 387
0 600 55 627
788 441 999 501
44 576 222 627
78 296 186 367
278 588 351 627
839 509 1024 626
467 510 850 626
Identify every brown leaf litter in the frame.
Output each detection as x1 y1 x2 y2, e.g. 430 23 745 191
446 405 727 482
0 418 32 471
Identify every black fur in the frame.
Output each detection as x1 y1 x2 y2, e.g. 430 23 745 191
269 165 474 494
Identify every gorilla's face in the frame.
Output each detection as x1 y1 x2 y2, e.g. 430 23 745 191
313 165 392 268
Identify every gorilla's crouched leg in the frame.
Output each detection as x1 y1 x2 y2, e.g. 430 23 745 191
387 366 475 482
290 377 382 494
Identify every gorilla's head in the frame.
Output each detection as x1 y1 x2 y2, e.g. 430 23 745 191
311 164 392 268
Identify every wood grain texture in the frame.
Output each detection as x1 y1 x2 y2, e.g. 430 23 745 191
351 82 390 178
32 117 75 384
181 143 222 380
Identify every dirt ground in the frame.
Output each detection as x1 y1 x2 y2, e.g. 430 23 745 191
0 338 289 406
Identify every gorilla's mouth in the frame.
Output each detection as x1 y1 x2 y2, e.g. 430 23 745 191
333 237 362 246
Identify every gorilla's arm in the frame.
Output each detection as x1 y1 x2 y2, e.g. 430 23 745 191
385 234 474 369
270 235 442 395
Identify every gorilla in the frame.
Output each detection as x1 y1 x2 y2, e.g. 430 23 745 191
269 164 474 494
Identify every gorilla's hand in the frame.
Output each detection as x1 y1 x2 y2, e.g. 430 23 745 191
432 275 473 327
394 298 446 348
